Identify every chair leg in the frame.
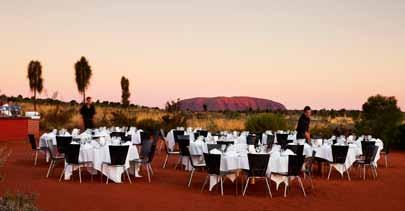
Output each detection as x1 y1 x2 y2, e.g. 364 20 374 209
346 166 351 181
284 179 288 198
34 151 38 166
373 164 378 177
384 154 388 168
370 165 376 179
78 166 82 184
297 176 306 197
146 164 151 183
149 164 154 175
125 167 132 184
307 172 314 189
100 164 104 183
162 154 169 168
105 165 109 184
363 165 366 180
59 165 67 182
46 160 54 178
265 178 272 198
242 177 250 196
188 169 195 188
220 177 224 196
175 156 181 169
201 175 209 192
327 165 332 180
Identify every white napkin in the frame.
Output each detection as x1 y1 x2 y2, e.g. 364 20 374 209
281 149 294 156
210 149 222 154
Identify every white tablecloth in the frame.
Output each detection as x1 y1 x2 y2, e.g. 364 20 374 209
313 144 362 175
64 142 139 183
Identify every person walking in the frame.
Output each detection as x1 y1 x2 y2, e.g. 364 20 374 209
296 106 312 142
80 97 96 129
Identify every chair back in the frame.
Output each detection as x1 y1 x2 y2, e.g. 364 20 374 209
46 138 61 159
247 153 270 177
331 145 349 164
140 131 151 144
196 130 208 137
287 155 305 176
361 141 375 155
216 141 234 146
177 135 190 156
266 134 275 146
173 130 185 142
203 153 221 175
141 140 157 163
56 136 72 154
148 143 157 163
276 133 289 148
247 134 258 146
110 132 125 139
65 144 81 164
363 145 378 164
255 132 263 142
287 144 304 156
109 145 129 165
207 144 221 152
194 132 200 139
28 134 37 150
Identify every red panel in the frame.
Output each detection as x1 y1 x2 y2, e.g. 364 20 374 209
0 118 39 141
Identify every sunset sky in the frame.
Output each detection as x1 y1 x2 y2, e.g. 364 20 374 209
1 0 404 110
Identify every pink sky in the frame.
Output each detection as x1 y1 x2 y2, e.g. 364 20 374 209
1 0 404 110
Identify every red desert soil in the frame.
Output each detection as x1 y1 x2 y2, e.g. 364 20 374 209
0 141 404 211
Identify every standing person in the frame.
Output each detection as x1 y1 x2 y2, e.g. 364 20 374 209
80 97 96 129
296 106 312 142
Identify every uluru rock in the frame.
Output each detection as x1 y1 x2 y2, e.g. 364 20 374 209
178 96 286 112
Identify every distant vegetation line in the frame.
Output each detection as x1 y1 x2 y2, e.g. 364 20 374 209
0 94 363 117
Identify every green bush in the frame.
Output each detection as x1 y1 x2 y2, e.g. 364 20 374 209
110 110 137 127
0 192 40 211
161 113 188 131
136 119 163 134
39 105 76 131
223 110 241 119
355 95 403 150
395 124 405 150
245 113 287 133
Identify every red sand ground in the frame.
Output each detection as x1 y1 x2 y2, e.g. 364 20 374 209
1 141 404 211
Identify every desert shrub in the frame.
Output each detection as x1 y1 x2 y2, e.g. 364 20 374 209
110 110 137 127
39 104 76 131
394 124 405 150
161 113 188 131
206 118 218 132
0 192 40 211
223 110 241 119
136 118 163 133
245 113 287 133
95 109 112 127
355 95 403 150
310 125 335 139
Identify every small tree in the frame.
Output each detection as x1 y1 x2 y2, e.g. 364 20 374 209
203 104 208 112
74 56 92 102
355 95 403 149
27 60 44 111
120 76 130 107
245 113 288 133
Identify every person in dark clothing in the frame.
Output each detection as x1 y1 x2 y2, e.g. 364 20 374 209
296 106 312 142
80 97 96 129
